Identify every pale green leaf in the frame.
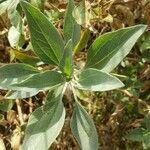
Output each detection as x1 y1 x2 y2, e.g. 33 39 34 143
63 0 81 47
143 132 150 149
5 90 39 99
0 63 40 90
12 71 65 91
75 68 124 91
8 26 20 48
72 0 91 27
22 93 65 150
0 0 9 15
46 85 65 103
85 25 147 72
20 1 64 65
7 0 20 13
59 40 73 79
70 101 98 150
0 0 19 15
127 128 146 142
8 10 23 33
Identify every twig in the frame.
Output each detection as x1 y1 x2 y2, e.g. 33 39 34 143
16 99 24 126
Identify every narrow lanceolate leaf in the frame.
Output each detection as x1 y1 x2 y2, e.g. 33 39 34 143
85 25 147 72
75 68 124 91
59 40 73 79
0 63 39 90
12 71 65 91
74 28 90 54
63 0 81 47
22 92 65 150
20 1 64 65
71 101 98 150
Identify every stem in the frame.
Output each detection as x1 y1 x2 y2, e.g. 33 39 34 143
16 99 24 126
70 83 78 103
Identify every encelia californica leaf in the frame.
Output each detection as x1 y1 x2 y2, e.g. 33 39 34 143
20 1 64 65
22 87 65 150
11 71 65 91
63 0 81 48
71 101 98 150
85 25 147 72
75 68 124 91
0 63 39 90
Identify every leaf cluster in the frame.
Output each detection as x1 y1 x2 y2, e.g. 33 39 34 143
0 0 147 149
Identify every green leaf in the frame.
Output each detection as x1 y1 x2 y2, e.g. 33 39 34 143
59 40 73 79
144 113 150 131
12 71 65 91
0 63 40 90
75 68 124 91
46 85 65 103
74 28 90 54
63 0 81 47
20 1 64 65
143 132 150 149
8 10 24 40
126 128 146 142
5 90 39 99
140 33 150 51
22 91 65 150
13 50 41 66
70 101 98 150
0 99 14 111
0 0 19 15
85 25 147 72
139 32 150 61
